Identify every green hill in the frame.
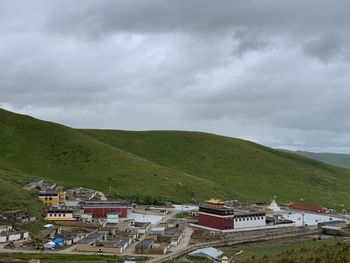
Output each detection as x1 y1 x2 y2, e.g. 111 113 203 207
1 108 350 211
295 151 350 169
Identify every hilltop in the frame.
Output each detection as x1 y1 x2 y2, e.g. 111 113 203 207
1 108 350 211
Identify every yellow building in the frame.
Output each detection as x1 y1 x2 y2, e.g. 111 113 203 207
39 191 66 206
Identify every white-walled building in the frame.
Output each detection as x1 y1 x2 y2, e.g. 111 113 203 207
106 212 119 224
0 231 29 243
46 207 76 221
233 212 266 229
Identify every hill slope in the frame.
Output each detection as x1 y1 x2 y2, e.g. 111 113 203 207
295 151 350 168
81 129 350 208
0 109 221 206
1 108 350 210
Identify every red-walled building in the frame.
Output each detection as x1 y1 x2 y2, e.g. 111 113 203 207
288 203 327 213
82 200 128 218
198 199 266 230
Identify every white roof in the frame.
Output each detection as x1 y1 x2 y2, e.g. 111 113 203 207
43 224 53 228
151 227 166 232
128 213 164 224
189 247 224 259
44 241 55 248
172 205 199 211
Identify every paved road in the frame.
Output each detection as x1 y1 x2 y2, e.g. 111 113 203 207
170 226 193 252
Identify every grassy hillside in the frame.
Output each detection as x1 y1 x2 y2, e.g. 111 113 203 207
1 108 350 210
0 169 43 215
0 108 225 205
81 129 350 208
296 151 350 169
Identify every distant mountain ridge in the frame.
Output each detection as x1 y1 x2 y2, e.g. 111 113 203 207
2 108 350 212
284 150 350 169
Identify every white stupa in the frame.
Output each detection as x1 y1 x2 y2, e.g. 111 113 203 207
267 197 281 212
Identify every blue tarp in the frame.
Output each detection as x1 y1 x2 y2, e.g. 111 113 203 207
54 238 64 246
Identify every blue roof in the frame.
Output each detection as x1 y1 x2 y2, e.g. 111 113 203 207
137 239 153 248
189 247 224 259
85 232 105 240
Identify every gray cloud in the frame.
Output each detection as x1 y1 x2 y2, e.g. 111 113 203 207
1 0 350 152
303 34 346 62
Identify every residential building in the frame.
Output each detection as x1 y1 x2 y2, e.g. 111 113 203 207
106 212 119 224
135 239 168 255
0 210 36 224
0 231 29 243
66 187 97 201
0 225 13 233
39 190 66 206
45 207 77 221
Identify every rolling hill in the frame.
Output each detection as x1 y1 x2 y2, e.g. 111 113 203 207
1 108 350 212
295 151 350 169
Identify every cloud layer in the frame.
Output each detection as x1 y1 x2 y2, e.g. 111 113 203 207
1 0 350 152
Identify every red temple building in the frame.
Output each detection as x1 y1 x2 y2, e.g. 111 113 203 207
81 200 128 218
198 199 266 230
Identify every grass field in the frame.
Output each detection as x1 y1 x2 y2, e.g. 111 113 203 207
2 108 350 212
231 237 350 263
164 238 350 263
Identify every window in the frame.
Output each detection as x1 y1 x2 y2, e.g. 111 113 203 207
239 218 241 221
54 214 57 217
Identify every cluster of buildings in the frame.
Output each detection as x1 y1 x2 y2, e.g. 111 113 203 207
31 179 128 224
0 210 36 225
0 210 35 244
196 198 336 231
25 180 186 255
75 220 147 254
0 178 342 259
0 225 29 244
135 224 184 255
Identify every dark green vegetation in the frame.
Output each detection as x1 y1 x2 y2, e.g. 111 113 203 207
2 108 350 210
0 253 122 262
232 238 350 263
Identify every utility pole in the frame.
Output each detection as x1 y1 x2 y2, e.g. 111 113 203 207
302 212 305 227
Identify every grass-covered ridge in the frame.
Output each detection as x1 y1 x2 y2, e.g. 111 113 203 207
1 108 350 209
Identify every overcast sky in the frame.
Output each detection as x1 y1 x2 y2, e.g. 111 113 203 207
1 0 350 153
